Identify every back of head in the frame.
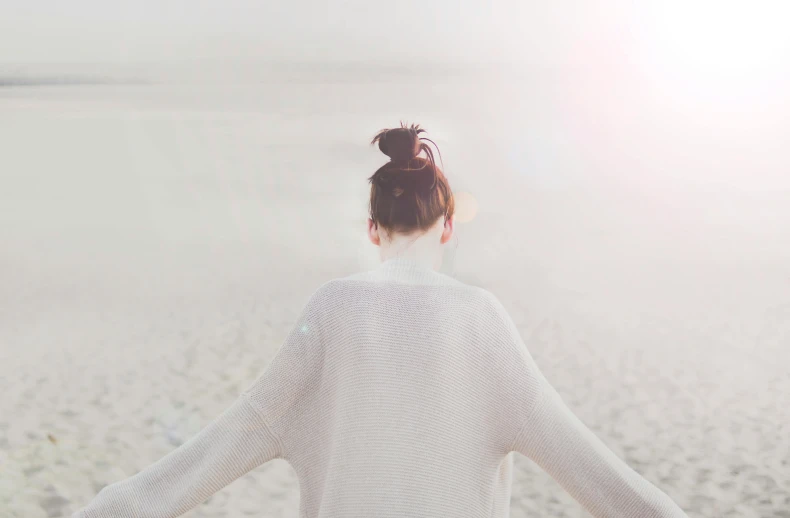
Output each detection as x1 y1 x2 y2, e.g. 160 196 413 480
368 122 455 239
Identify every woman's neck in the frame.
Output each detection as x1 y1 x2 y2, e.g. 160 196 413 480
378 226 444 271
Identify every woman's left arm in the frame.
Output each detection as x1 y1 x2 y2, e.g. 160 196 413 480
71 392 281 518
71 279 336 517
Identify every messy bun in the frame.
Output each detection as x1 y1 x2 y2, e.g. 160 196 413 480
373 124 423 162
367 121 454 237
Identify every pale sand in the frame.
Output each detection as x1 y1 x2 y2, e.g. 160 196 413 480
1 74 789 517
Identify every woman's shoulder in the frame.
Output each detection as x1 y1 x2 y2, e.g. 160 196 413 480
321 274 505 324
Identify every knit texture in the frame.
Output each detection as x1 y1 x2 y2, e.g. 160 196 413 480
72 256 689 517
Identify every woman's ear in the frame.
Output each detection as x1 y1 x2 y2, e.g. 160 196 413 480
440 214 454 245
367 218 381 246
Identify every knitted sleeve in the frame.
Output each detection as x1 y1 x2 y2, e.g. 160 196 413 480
71 393 280 518
482 291 689 517
512 380 690 517
71 281 334 518
242 280 334 459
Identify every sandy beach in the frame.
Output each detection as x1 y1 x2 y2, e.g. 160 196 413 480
1 68 789 517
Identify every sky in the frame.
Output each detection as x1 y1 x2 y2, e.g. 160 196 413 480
3 0 789 79
0 1 641 65
3 0 788 82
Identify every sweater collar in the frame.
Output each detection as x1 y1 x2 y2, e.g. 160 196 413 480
373 256 444 285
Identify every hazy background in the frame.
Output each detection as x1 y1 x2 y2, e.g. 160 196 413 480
0 1 662 65
2 1 789 517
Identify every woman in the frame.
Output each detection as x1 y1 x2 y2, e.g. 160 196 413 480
73 123 689 517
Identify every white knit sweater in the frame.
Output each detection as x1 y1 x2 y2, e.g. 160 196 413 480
72 256 689 517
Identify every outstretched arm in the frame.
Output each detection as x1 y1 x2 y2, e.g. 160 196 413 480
511 378 689 517
479 288 688 517
71 393 281 518
71 280 336 517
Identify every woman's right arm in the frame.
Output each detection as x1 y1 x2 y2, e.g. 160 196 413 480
511 378 689 517
480 289 689 517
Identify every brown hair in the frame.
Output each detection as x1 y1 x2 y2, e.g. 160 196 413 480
367 122 455 239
